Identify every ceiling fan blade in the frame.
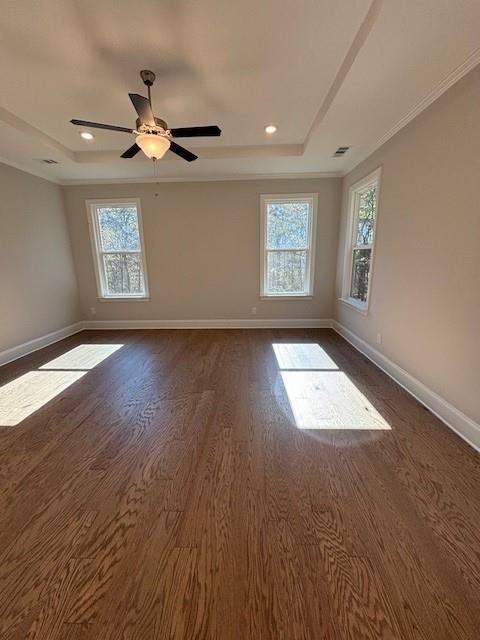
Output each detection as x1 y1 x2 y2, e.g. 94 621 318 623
170 125 221 138
169 141 198 162
70 119 133 133
120 143 141 159
129 93 155 126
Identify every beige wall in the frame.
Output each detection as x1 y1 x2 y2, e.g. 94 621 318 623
0 163 80 352
335 66 480 424
64 178 341 321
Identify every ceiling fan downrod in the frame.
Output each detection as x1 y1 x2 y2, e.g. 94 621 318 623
140 69 156 105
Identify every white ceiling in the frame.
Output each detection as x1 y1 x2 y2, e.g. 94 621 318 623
0 0 479 184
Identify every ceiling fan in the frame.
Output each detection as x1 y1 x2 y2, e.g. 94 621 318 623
70 69 221 162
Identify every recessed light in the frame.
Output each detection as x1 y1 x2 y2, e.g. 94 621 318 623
80 131 95 140
265 124 277 134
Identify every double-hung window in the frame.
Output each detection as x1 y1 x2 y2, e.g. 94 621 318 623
260 194 317 297
87 199 149 299
341 168 381 312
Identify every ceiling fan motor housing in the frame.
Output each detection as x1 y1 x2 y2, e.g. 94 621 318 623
135 117 168 133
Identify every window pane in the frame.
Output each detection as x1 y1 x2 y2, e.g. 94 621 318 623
267 250 306 294
103 253 144 295
266 201 309 249
356 186 376 245
350 248 371 302
97 206 141 251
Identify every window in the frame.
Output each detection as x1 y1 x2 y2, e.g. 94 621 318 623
260 194 317 297
341 168 381 313
87 199 149 299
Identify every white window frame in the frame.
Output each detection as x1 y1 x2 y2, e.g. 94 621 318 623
86 198 150 301
260 194 318 299
340 167 381 315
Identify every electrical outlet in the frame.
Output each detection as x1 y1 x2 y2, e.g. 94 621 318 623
376 332 382 345
90 307 96 316
251 306 257 315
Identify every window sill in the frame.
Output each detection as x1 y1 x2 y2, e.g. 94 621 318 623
97 296 150 302
338 297 368 315
261 295 313 301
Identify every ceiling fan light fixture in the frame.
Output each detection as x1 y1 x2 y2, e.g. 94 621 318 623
136 133 170 159
71 70 220 163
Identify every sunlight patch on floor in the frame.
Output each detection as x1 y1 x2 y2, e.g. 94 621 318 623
281 371 390 429
39 344 123 370
280 371 391 430
0 343 124 426
272 343 339 370
272 343 390 430
0 370 86 426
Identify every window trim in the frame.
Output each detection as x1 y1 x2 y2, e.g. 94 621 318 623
260 193 318 298
86 198 150 300
340 168 382 315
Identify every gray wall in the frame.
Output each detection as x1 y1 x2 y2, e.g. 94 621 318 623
335 66 480 424
0 163 80 353
63 178 341 321
3 66 478 434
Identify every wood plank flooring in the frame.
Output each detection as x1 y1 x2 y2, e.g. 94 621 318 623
0 328 479 639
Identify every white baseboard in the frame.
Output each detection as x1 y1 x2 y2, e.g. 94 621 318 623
332 320 480 453
82 318 332 330
0 322 84 367
0 318 330 368
3 317 477 453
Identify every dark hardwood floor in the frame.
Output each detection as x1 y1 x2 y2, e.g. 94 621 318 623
0 328 479 639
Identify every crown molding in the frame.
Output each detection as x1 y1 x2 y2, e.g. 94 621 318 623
60 171 342 186
1 20 477 186
343 47 480 175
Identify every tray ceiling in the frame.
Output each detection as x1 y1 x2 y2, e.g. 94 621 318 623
0 0 479 183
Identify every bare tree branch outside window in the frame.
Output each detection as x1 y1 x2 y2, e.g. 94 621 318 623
265 201 311 295
93 204 146 296
350 186 376 302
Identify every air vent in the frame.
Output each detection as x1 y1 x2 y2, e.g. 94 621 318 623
38 159 59 164
333 146 350 157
